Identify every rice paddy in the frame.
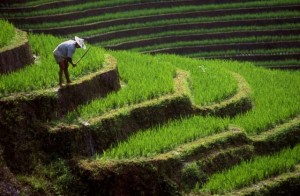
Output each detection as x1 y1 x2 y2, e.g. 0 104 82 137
1 0 300 195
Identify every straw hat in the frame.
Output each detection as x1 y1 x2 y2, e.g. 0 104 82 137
75 36 86 50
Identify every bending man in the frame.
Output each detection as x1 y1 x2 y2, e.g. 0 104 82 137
53 36 86 87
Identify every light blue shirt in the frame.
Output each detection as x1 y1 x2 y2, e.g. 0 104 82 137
53 40 76 59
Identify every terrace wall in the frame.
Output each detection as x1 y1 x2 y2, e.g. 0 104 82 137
0 54 120 172
0 29 34 74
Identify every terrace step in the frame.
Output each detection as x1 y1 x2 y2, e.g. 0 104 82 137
0 29 34 74
106 29 300 50
85 17 300 44
42 70 252 158
145 41 300 55
76 116 300 195
0 0 97 13
227 164 300 195
9 4 300 27
2 0 248 23
0 54 120 121
199 53 300 68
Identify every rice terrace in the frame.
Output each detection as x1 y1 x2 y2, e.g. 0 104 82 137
0 0 300 195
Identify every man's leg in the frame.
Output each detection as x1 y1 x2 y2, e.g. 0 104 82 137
62 60 71 84
58 61 65 86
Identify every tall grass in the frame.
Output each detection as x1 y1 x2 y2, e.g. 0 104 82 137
65 10 300 38
0 33 105 96
0 19 15 48
98 116 230 159
199 144 300 194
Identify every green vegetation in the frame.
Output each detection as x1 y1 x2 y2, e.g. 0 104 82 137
65 51 175 121
254 59 300 67
188 48 300 58
0 19 15 48
65 10 300 38
156 54 237 106
17 159 80 195
100 23 300 46
1 0 151 17
65 51 237 122
1 0 300 194
198 144 300 194
0 33 105 96
98 116 230 159
10 0 54 7
132 35 300 52
4 0 297 17
94 57 300 159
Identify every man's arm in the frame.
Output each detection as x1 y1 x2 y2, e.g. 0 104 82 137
66 57 76 67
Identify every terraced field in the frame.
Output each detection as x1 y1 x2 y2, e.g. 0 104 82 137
0 0 300 195
2 0 299 69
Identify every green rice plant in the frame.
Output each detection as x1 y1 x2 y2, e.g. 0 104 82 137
65 50 237 122
254 59 300 67
66 10 300 38
132 35 300 52
65 50 176 122
18 0 300 29
0 33 105 96
199 144 300 194
98 116 230 159
220 60 300 134
99 23 300 46
155 54 237 106
3 0 299 18
0 19 15 48
1 0 149 17
95 57 299 159
188 48 300 58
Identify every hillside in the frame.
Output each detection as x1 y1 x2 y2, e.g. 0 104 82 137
0 0 300 195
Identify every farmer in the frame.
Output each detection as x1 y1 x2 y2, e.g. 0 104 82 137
53 36 86 87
